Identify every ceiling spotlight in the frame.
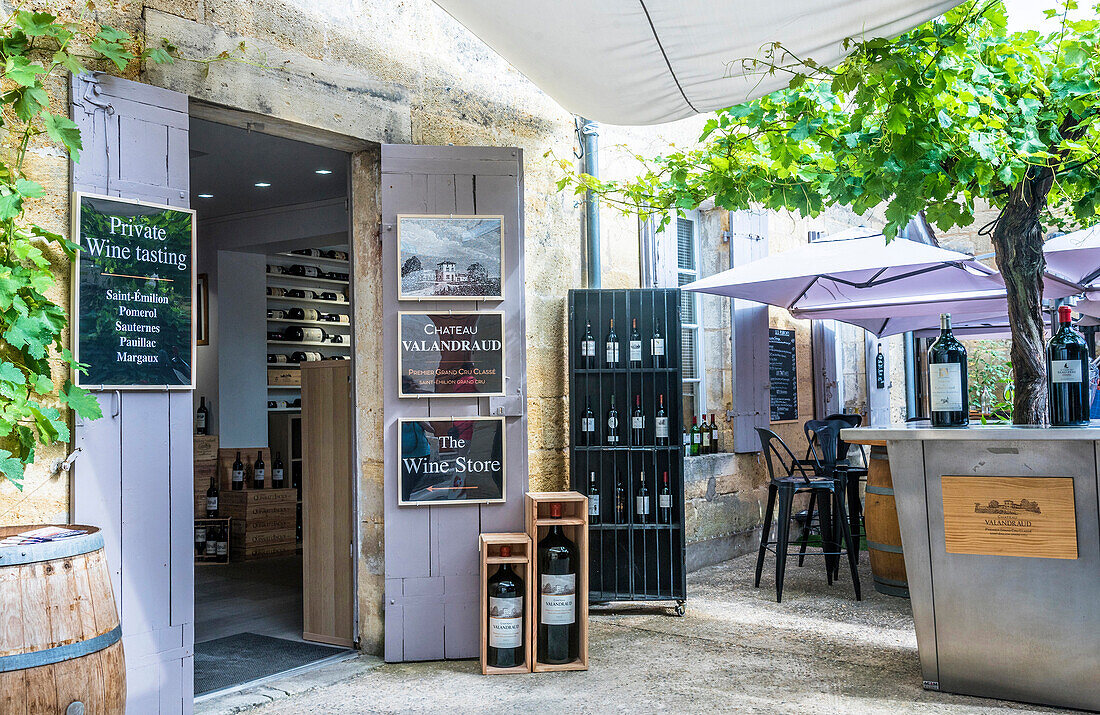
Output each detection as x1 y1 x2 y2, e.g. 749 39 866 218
314 169 333 175
254 182 271 188
197 193 214 199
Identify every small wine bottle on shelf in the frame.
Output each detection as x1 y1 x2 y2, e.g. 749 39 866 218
655 395 669 445
252 451 265 489
635 472 651 523
1047 305 1090 426
631 395 645 446
580 320 596 369
928 313 969 427
651 321 665 368
588 471 600 523
658 471 672 524
606 395 620 445
605 319 619 367
231 451 244 490
580 398 596 446
629 318 642 368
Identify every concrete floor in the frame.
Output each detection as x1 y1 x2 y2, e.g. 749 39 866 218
195 554 304 644
207 551 1069 714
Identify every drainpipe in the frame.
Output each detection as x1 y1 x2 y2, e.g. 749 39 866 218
904 331 918 419
580 118 601 289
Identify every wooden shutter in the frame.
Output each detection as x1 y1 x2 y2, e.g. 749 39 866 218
729 210 769 452
70 73 194 713
812 320 842 418
380 146 527 662
651 215 678 288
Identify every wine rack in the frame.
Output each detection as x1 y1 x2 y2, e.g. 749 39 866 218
567 288 686 613
265 250 352 413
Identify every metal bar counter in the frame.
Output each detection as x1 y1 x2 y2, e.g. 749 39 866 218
842 424 1099 712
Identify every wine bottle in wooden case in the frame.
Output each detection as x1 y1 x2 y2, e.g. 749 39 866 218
479 533 534 674
525 491 589 672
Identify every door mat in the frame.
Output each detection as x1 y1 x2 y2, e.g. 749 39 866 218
195 632 348 696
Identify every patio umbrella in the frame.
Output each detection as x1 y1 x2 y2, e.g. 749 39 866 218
1044 225 1100 287
432 0 963 125
682 227 1004 318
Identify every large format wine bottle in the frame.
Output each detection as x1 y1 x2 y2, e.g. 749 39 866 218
928 313 969 427
537 504 578 665
1048 305 1090 426
487 545 524 668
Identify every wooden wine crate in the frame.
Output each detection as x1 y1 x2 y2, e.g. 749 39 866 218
193 459 218 518
229 541 297 561
479 533 534 675
268 367 301 386
194 517 231 565
217 448 274 491
195 434 219 462
230 527 297 549
220 487 297 561
524 491 589 673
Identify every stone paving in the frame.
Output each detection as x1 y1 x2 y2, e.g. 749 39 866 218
204 551 1068 714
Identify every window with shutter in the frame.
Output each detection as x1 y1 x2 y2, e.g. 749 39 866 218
675 214 705 420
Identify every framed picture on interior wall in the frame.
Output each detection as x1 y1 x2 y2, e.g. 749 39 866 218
397 416 506 506
196 273 209 345
396 215 504 301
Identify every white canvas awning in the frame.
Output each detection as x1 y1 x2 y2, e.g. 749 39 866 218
433 0 964 124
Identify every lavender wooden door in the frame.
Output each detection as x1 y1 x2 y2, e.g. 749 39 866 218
381 145 528 662
70 73 194 713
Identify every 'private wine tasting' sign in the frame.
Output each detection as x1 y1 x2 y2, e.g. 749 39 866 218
398 311 505 397
398 416 506 505
73 193 195 389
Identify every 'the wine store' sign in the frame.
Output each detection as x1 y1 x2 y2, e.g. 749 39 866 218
73 193 196 389
398 416 506 505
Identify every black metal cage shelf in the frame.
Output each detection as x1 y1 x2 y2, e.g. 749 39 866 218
568 288 687 611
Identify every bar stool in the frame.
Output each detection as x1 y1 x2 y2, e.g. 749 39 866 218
754 426 862 603
825 412 866 543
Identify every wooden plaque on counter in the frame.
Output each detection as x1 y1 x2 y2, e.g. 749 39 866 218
941 476 1077 560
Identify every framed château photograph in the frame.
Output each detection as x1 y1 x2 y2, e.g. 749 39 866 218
397 215 504 301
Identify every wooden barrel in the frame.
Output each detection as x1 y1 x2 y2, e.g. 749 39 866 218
0 525 125 714
864 447 910 598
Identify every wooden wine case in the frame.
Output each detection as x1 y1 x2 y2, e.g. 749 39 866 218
479 533 534 674
524 491 590 672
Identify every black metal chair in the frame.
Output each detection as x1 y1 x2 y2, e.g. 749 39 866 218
754 426 862 603
824 412 866 545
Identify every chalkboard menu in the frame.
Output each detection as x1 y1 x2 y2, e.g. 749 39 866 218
73 193 195 389
769 328 797 422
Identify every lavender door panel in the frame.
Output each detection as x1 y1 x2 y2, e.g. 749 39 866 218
381 145 527 662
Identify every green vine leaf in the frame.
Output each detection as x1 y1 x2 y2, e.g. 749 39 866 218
0 448 26 491
41 111 82 159
61 380 102 420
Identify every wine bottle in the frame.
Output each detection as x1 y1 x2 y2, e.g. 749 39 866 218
288 307 320 321
272 452 285 488
291 351 323 362
216 525 228 563
651 321 665 368
928 313 969 427
537 503 578 665
615 474 627 524
253 451 265 489
659 471 672 524
709 414 719 454
268 353 288 363
286 289 317 299
629 318 642 368
266 286 287 297
206 476 219 517
267 330 285 341
323 313 350 323
606 395 620 445
632 395 645 446
690 416 701 456
195 525 206 556
655 394 669 446
487 545 525 668
231 451 244 490
196 396 208 435
1048 305 1090 426
267 264 285 275
321 291 346 302
580 397 596 446
588 471 600 523
580 320 596 369
288 264 321 278
268 309 287 319
204 526 217 557
325 249 348 261
605 319 619 367
700 414 712 453
284 326 327 342
635 472 650 523
292 248 323 257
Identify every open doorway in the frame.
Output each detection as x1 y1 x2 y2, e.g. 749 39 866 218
189 116 356 697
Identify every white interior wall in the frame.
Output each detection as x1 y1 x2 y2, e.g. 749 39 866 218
216 250 268 447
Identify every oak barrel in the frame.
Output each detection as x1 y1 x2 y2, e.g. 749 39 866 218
0 525 125 714
864 447 910 597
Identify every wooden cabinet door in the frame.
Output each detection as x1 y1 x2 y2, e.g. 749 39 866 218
301 361 355 646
